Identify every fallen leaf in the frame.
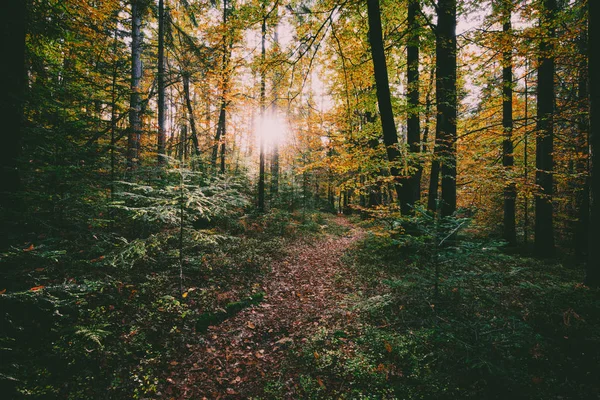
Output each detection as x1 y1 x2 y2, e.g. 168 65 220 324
182 292 188 298
246 321 255 329
0 289 6 295
317 377 325 388
23 244 34 252
314 351 320 360
384 341 392 353
170 361 179 366
35 268 45 272
30 285 45 291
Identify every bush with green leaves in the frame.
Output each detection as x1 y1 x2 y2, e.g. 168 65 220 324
285 210 600 400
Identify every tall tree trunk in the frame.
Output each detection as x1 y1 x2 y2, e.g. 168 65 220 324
405 0 422 214
436 0 458 217
182 72 201 156
258 9 266 212
586 0 600 286
366 0 403 206
270 10 280 197
0 0 26 210
502 0 516 245
212 0 229 173
575 2 589 261
157 0 167 164
534 0 556 256
128 0 145 169
428 159 440 212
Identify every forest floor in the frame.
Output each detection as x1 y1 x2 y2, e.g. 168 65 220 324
168 216 365 399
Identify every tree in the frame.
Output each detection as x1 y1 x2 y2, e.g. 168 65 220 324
366 0 403 209
586 0 600 287
534 0 556 256
157 0 167 164
404 0 422 213
258 2 267 212
0 0 27 209
501 0 516 245
436 0 457 217
128 0 146 169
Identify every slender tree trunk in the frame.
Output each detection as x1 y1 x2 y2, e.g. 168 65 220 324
534 0 556 256
586 0 600 286
436 0 458 217
182 73 201 156
212 0 229 173
0 0 26 210
405 0 422 213
258 9 266 212
502 0 516 245
271 7 280 197
428 159 440 212
157 0 167 164
128 0 145 169
575 4 589 261
366 0 403 206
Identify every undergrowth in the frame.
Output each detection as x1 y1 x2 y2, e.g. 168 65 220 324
280 210 600 400
0 163 338 399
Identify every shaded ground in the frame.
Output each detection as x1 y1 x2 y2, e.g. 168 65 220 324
166 216 364 399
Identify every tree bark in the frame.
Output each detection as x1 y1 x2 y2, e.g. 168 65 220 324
211 0 229 173
258 8 266 212
0 0 26 209
182 73 201 157
586 0 600 286
128 0 145 169
436 0 458 217
534 0 556 257
405 0 422 213
157 0 167 164
366 0 403 207
575 3 589 261
270 12 280 198
502 0 516 245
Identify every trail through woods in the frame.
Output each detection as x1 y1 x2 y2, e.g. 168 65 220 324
168 217 365 398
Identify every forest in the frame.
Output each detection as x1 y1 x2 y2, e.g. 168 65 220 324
1 0 599 398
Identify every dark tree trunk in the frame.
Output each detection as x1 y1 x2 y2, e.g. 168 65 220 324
586 0 600 286
212 0 229 173
436 0 457 217
534 0 556 257
0 0 26 209
575 5 589 261
502 0 516 245
428 159 440 212
128 0 145 169
157 0 167 164
366 0 403 206
257 9 266 212
270 9 280 197
405 0 422 213
182 73 201 156
271 144 279 195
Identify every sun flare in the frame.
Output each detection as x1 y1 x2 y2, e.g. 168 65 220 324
255 113 288 150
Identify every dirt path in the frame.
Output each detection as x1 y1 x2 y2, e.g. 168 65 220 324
169 216 364 399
